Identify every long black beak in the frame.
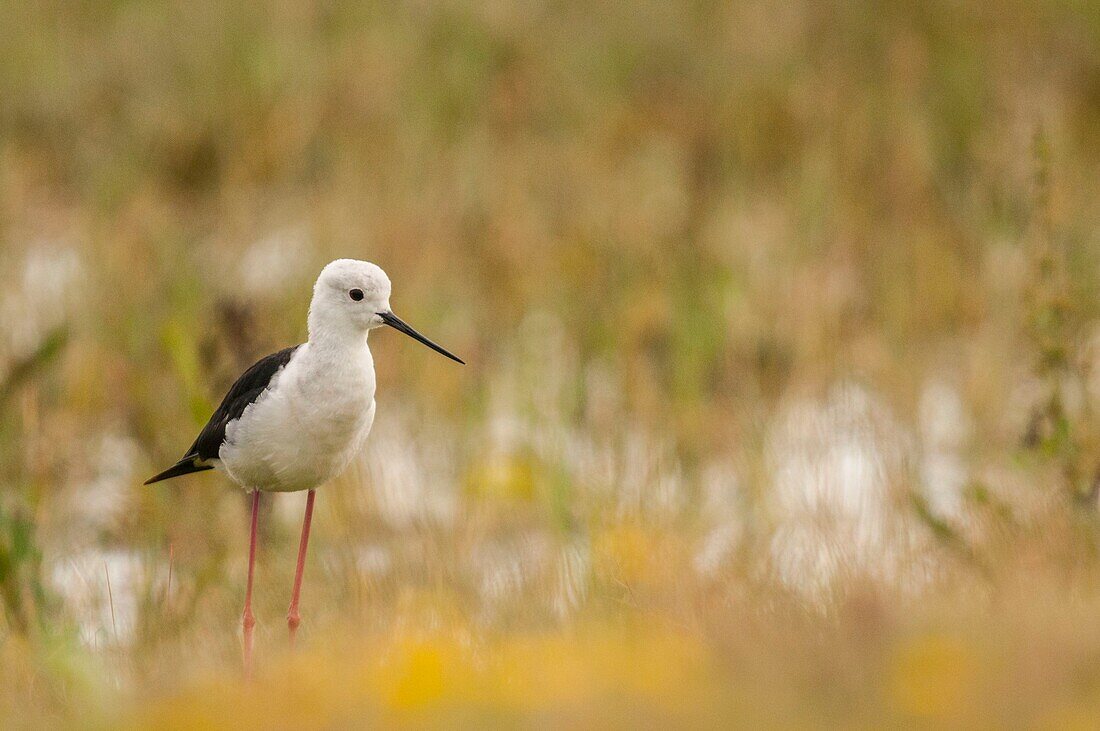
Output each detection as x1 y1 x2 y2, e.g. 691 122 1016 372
379 311 465 364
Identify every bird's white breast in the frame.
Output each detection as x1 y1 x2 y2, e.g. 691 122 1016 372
219 341 377 492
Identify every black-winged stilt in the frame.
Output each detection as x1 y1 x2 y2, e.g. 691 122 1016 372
145 259 463 674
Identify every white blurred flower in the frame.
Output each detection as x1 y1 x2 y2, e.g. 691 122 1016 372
49 548 145 647
358 406 458 528
919 379 970 520
767 382 923 596
0 242 84 362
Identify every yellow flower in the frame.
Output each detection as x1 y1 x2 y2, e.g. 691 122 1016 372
465 452 537 501
389 643 446 710
889 634 977 719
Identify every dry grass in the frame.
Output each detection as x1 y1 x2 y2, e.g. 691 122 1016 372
2 0 1100 727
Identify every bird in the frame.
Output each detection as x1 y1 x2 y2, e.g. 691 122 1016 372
144 259 463 674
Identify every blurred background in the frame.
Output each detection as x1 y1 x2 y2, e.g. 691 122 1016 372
2 0 1100 726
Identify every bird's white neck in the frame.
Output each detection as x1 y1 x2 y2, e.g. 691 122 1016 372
306 303 374 352
301 314 376 393
306 326 373 359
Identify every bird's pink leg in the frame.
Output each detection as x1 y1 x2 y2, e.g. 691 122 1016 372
286 489 316 647
242 490 261 678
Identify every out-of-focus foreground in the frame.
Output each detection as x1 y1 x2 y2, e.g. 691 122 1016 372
2 1 1100 727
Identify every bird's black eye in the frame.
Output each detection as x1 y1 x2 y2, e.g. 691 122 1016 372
349 289 364 301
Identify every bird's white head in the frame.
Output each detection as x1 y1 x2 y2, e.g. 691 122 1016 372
308 259 464 364
310 258 392 334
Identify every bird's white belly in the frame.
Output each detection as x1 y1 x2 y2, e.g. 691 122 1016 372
219 346 376 492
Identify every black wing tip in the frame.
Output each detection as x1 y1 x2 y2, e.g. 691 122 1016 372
144 456 213 485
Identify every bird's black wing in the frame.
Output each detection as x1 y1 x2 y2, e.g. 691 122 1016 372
144 345 300 485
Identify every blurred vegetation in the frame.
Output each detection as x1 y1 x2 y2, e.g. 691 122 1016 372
1 0 1100 726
